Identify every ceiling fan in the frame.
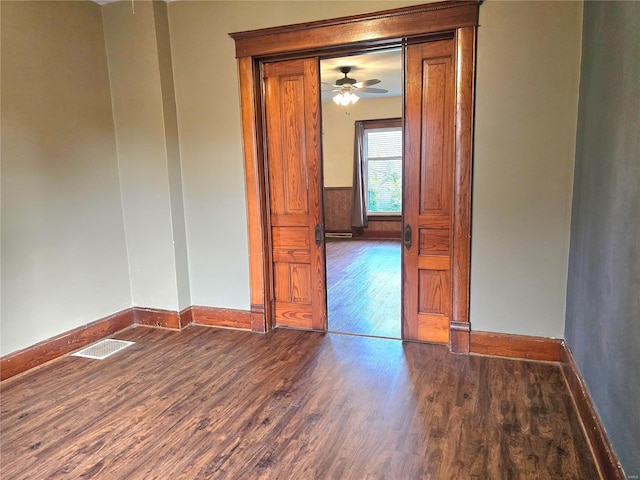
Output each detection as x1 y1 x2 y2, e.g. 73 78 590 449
323 66 388 105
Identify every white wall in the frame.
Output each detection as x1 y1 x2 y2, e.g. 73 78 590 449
1 1 132 354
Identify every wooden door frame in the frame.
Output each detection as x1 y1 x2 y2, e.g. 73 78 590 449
230 0 479 353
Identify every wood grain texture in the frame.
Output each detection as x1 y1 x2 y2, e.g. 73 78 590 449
0 309 134 381
191 306 252 330
403 39 455 345
264 58 327 331
418 270 451 315
1 305 250 381
449 319 471 354
450 25 477 353
133 307 180 330
0 326 599 479
323 187 352 233
560 343 625 479
179 307 193 329
232 1 479 342
470 331 563 362
250 304 267 333
326 239 401 338
237 55 270 332
419 228 450 256
230 1 480 58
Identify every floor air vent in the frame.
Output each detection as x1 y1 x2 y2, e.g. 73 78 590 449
72 339 134 360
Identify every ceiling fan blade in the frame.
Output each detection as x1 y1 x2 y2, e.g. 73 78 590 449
353 79 381 88
358 87 389 94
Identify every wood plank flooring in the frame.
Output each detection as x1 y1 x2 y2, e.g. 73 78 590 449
0 326 599 479
326 239 401 338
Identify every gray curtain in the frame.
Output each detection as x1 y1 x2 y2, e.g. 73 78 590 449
351 121 368 228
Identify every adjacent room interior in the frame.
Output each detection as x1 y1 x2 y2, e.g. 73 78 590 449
321 50 403 339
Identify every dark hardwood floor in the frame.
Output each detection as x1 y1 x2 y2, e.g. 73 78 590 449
326 239 401 338
0 326 599 479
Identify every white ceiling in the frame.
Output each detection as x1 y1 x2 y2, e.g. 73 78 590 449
320 49 402 102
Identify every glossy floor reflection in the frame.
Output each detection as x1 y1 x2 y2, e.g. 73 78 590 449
0 326 599 478
326 239 401 338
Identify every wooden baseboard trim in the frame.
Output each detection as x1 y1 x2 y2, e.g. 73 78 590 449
560 343 625 479
250 303 267 332
0 308 135 381
352 230 402 239
179 307 193 328
469 330 562 362
133 307 181 330
191 306 252 330
0 304 255 381
449 321 470 354
367 215 402 222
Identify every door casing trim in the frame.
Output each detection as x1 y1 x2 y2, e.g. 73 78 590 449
230 1 479 353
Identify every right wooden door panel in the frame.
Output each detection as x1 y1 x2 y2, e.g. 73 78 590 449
403 39 455 344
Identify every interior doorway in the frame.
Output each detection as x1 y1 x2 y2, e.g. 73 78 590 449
320 50 403 339
230 1 478 352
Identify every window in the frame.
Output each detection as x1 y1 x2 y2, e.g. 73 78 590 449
363 119 402 215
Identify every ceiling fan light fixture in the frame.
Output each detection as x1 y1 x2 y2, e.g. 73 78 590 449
333 91 359 106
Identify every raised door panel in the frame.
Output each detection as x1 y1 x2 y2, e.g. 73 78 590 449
403 39 455 344
263 58 327 330
420 58 453 217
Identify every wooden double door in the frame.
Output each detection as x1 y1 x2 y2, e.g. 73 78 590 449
262 39 458 344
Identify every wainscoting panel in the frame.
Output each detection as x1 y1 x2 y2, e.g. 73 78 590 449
324 187 402 239
324 187 352 233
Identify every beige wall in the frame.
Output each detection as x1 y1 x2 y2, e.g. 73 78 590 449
1 1 131 354
322 96 402 188
153 2 192 311
471 1 583 337
102 1 189 311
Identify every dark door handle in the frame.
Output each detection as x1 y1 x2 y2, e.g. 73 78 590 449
315 224 322 247
404 224 412 250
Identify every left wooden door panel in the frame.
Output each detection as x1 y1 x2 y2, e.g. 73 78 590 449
263 58 327 330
